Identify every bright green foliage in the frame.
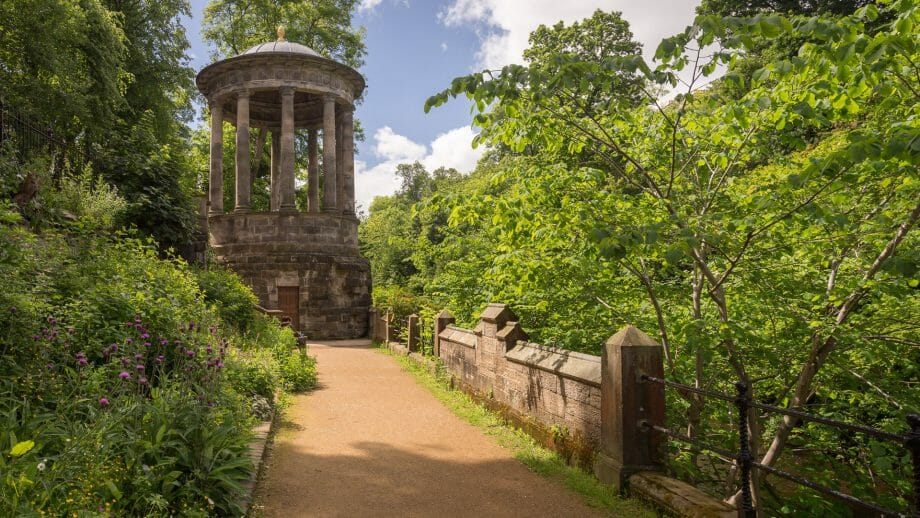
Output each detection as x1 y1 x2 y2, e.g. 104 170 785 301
195 266 259 333
0 0 128 144
419 2 920 513
0 202 314 515
202 0 367 67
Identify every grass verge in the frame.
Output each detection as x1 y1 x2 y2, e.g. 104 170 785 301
380 346 655 518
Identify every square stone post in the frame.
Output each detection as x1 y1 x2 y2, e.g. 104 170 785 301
308 127 319 212
594 325 665 491
342 106 355 214
270 129 280 211
434 309 455 359
279 87 296 212
322 95 337 211
234 91 251 213
385 309 395 343
407 314 419 352
336 108 345 213
208 98 223 215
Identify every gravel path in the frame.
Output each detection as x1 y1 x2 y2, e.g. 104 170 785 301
253 340 605 517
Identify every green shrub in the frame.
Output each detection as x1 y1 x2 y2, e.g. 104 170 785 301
278 351 318 392
225 349 279 401
193 266 258 333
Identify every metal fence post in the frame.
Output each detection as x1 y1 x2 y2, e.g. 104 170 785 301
907 414 920 518
735 382 756 518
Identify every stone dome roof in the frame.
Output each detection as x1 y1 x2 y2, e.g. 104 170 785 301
241 39 322 58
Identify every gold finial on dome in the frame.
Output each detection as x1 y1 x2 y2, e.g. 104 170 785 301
277 25 286 41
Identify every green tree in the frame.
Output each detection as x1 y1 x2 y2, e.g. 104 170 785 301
428 3 919 512
202 0 366 67
0 0 127 146
524 10 645 108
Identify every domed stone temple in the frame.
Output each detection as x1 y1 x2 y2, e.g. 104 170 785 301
196 27 370 339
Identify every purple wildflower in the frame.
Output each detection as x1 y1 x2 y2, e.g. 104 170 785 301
67 327 75 334
46 363 54 370
155 355 164 364
119 371 130 380
99 397 109 407
186 350 195 358
133 353 143 360
135 364 145 371
138 376 148 385
140 332 149 340
125 338 133 344
32 335 39 341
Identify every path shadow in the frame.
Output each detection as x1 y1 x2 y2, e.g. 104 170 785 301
253 440 608 518
307 339 374 349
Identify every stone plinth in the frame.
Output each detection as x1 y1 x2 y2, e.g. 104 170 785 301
209 212 370 339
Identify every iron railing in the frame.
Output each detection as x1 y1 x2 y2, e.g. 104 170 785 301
640 374 920 517
0 99 90 175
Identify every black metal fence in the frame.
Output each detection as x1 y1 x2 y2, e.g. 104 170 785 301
0 99 90 175
640 374 920 517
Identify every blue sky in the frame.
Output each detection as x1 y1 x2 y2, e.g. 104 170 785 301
183 0 701 210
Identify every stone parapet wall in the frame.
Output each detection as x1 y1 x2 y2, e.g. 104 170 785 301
375 303 737 515
436 305 602 464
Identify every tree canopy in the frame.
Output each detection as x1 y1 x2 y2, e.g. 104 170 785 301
202 0 367 67
365 1 920 513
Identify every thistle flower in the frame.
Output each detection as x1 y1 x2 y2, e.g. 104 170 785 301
99 397 109 407
67 327 75 334
119 371 130 380
135 364 145 371
138 376 148 385
133 353 143 360
155 355 164 364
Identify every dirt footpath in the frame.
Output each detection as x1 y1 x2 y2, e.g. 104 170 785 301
253 340 605 518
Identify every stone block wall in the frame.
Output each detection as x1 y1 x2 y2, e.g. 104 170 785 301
436 304 602 461
210 212 370 339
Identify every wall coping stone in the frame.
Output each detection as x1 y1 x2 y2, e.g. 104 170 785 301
479 303 516 324
505 341 601 387
439 326 477 348
628 471 735 518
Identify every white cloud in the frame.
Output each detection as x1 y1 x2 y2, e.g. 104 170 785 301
358 0 383 13
440 41 448 52
354 126 485 212
373 126 426 162
438 0 699 70
423 126 484 173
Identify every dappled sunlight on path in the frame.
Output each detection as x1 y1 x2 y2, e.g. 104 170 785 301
255 340 605 517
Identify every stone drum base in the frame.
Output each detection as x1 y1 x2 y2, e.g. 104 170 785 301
209 212 370 339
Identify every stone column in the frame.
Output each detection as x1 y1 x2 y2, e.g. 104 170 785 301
322 95 337 211
342 106 356 214
407 314 419 353
234 91 251 213
270 130 280 211
208 98 223 215
308 128 319 212
336 109 345 212
279 87 296 212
